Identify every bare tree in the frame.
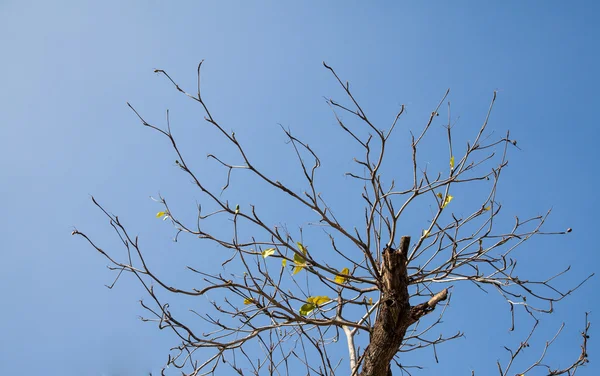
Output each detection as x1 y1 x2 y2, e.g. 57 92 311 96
74 61 592 376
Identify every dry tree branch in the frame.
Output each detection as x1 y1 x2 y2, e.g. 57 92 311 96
75 61 592 376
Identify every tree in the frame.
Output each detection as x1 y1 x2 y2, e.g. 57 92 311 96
74 61 591 376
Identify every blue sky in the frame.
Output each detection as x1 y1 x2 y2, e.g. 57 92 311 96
1 1 598 375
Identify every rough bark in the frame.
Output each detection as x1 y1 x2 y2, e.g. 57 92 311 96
359 236 448 376
359 236 412 376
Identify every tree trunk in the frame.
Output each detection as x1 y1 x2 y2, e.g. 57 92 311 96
359 236 412 376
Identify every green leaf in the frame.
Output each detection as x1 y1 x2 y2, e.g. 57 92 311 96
234 204 240 214
299 303 315 316
450 156 455 170
334 268 350 284
261 248 276 258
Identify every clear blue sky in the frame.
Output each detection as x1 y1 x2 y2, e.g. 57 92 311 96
1 1 598 375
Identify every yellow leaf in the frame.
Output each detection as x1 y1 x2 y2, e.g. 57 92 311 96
295 243 307 263
443 195 453 208
422 229 430 238
307 296 331 306
484 206 491 211
282 259 287 267
261 248 276 258
296 242 307 255
438 194 453 208
450 156 455 170
156 211 166 218
292 242 307 275
299 303 315 316
234 204 240 214
335 267 350 284
243 298 253 305
293 252 305 265
368 297 373 305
